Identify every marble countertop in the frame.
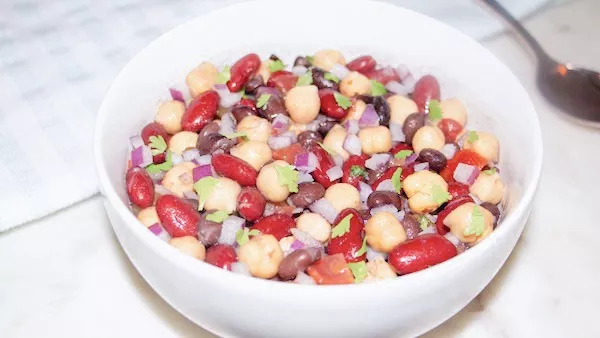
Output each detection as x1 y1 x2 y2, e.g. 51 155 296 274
2 0 599 337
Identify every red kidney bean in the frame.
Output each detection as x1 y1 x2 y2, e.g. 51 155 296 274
126 167 155 208
403 112 426 145
297 130 323 148
197 214 222 246
412 75 441 112
388 234 457 275
435 195 474 235
272 143 304 165
278 248 322 280
288 182 325 208
312 68 339 91
231 105 258 123
237 187 266 221
401 214 421 240
480 202 500 226
346 55 377 74
309 144 338 188
418 148 447 172
156 194 200 237
437 118 463 143
181 90 219 132
342 154 369 187
267 70 298 94
367 191 403 210
328 208 366 263
364 66 400 84
318 89 348 120
251 213 295 240
447 181 470 199
205 244 237 270
141 122 169 164
227 53 261 92
211 153 257 186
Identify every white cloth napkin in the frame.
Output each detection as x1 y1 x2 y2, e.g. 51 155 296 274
0 0 550 231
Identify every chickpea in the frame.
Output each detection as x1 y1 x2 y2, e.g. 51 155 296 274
238 234 284 279
204 177 241 213
340 71 371 97
440 98 467 126
403 171 449 214
411 126 445 154
444 202 494 243
236 115 272 143
323 124 350 160
169 131 198 155
470 172 505 204
229 140 272 171
387 95 418 126
358 126 392 155
186 62 218 98
365 257 397 282
161 162 196 198
257 160 292 202
365 212 407 253
169 236 206 260
324 183 361 213
312 49 346 71
344 99 366 122
296 213 331 243
137 206 159 227
285 85 321 124
463 131 500 163
257 60 272 82
155 100 185 134
279 235 296 253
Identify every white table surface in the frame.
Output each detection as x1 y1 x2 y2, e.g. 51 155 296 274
2 0 599 337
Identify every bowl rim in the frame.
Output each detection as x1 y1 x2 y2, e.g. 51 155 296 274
93 0 543 295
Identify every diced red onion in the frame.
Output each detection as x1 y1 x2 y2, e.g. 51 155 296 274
420 226 436 235
294 271 316 285
148 170 166 183
271 114 290 135
358 181 373 203
330 64 350 80
231 262 251 276
375 179 395 192
196 155 212 165
396 65 411 79
154 184 173 196
169 88 185 103
293 207 303 214
214 85 242 108
333 154 344 167
305 119 320 132
263 203 276 217
389 123 405 142
453 163 480 185
326 166 343 181
183 190 198 200
444 232 462 246
365 153 391 170
370 204 398 216
171 152 183 166
280 130 297 143
129 135 144 149
193 164 213 182
366 247 388 262
441 143 458 160
268 135 293 150
425 214 438 223
219 216 245 245
131 145 153 168
295 152 318 173
182 148 200 163
308 198 338 224
219 113 236 136
344 119 359 135
385 81 410 95
298 172 314 183
290 239 306 251
343 134 362 156
405 153 418 165
414 162 429 172
456 132 468 148
290 228 323 249
148 223 171 241
359 104 379 127
396 210 406 221
469 193 483 205
256 86 280 97
291 65 308 76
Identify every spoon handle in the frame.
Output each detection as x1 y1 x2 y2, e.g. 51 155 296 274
478 0 549 60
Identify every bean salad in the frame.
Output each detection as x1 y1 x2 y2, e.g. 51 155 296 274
125 50 505 285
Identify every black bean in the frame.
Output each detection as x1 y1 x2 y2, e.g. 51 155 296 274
357 94 374 104
367 191 403 210
403 113 426 144
401 214 421 240
269 54 281 61
366 165 390 185
196 122 235 155
480 202 501 227
258 92 287 121
418 148 447 172
245 75 264 94
278 248 322 281
317 119 337 136
231 105 257 123
297 131 323 149
311 68 339 91
372 96 391 126
294 56 311 68
289 182 325 208
197 215 222 246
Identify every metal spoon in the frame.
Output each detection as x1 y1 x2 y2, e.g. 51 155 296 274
479 0 600 124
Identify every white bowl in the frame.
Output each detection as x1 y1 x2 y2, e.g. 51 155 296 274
94 0 543 337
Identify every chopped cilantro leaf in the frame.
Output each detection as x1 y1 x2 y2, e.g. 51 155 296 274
348 261 368 283
256 94 271 109
331 214 353 238
306 55 314 65
431 184 451 205
274 164 299 193
215 65 231 84
193 176 219 210
394 150 413 159
221 131 248 140
236 228 262 246
206 210 229 223
146 150 173 173
148 135 167 156
467 131 479 143
296 70 313 86
354 236 368 258
350 165 366 178
324 72 340 83
418 215 432 231
391 168 403 193
370 80 387 96
483 168 497 175
268 59 285 72
333 92 352 109
464 205 485 236
428 99 442 120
